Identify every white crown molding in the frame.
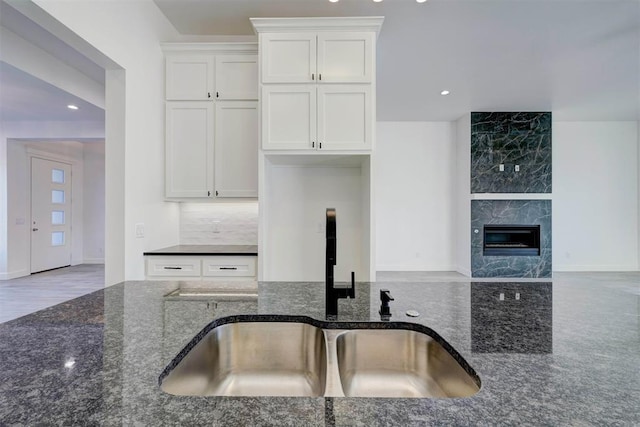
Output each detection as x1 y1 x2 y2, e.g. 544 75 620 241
161 42 257 54
250 17 385 38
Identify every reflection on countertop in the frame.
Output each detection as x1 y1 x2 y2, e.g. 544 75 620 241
471 282 552 353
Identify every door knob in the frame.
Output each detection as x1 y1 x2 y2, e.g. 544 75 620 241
32 228 39 231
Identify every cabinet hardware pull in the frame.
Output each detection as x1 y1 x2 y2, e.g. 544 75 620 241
319 142 322 149
220 267 238 270
312 73 314 81
319 74 322 81
312 141 315 148
164 266 182 270
32 228 39 231
208 191 211 196
216 190 219 196
208 92 211 98
216 92 219 98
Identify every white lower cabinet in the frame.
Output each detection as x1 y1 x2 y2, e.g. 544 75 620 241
202 256 257 277
146 256 257 280
147 257 202 278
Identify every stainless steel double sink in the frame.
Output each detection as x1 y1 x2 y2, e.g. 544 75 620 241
159 316 480 398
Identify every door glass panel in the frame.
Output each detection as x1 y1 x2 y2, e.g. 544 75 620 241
51 210 65 225
52 169 65 183
51 231 65 246
52 190 65 204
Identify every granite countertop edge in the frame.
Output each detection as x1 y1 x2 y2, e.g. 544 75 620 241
143 244 258 256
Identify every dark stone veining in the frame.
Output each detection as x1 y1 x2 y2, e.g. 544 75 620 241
471 112 552 193
1 276 639 426
471 199 552 278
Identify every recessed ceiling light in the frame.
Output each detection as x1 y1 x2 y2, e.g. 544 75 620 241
329 0 339 2
373 0 383 2
440 90 450 96
67 104 79 110
416 0 428 3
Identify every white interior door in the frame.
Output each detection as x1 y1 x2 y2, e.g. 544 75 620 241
31 157 72 273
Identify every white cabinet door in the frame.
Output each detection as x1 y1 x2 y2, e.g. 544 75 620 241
317 32 373 83
215 55 258 100
317 85 372 150
215 102 259 197
262 85 316 150
261 33 317 83
166 55 214 100
165 102 214 198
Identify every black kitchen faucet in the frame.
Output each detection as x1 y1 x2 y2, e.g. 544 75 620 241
325 208 354 318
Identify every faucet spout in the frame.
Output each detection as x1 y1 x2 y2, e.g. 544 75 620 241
325 208 354 318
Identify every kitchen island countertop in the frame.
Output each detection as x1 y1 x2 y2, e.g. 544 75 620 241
0 274 638 426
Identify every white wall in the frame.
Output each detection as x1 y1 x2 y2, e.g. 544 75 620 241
0 121 103 279
180 202 258 245
83 142 105 263
33 0 182 281
553 121 639 271
375 122 457 271
455 115 471 276
264 163 365 282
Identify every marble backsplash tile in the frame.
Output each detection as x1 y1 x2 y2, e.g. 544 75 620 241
471 112 552 193
180 202 258 245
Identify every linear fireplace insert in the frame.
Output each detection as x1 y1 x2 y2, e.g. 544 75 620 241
483 225 540 256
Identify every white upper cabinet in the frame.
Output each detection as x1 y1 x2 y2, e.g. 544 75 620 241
317 85 372 150
215 55 258 100
262 85 316 150
165 101 214 198
261 34 317 83
260 32 373 83
316 33 373 83
215 101 259 197
166 55 214 100
253 17 382 152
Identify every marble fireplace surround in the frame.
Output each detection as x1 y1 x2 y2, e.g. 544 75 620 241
469 112 552 278
471 199 552 278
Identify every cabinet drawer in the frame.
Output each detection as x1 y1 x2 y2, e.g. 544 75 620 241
202 256 256 277
147 257 201 277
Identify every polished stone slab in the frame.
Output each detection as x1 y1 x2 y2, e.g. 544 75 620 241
1 273 639 426
471 112 552 194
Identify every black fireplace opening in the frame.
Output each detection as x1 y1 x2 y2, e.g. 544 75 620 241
483 225 541 256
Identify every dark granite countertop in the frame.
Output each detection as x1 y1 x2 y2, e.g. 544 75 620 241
1 275 639 426
143 244 258 256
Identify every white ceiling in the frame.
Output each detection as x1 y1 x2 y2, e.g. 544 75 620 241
155 0 640 121
0 61 105 122
0 0 105 123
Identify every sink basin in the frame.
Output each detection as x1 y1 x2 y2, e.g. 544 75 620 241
336 329 480 398
160 316 480 398
160 321 327 397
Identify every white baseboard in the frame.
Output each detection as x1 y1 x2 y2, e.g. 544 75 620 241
553 264 639 272
83 258 105 264
0 269 30 280
375 265 457 272
455 267 472 277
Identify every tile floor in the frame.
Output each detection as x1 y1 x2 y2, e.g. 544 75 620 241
0 264 104 323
